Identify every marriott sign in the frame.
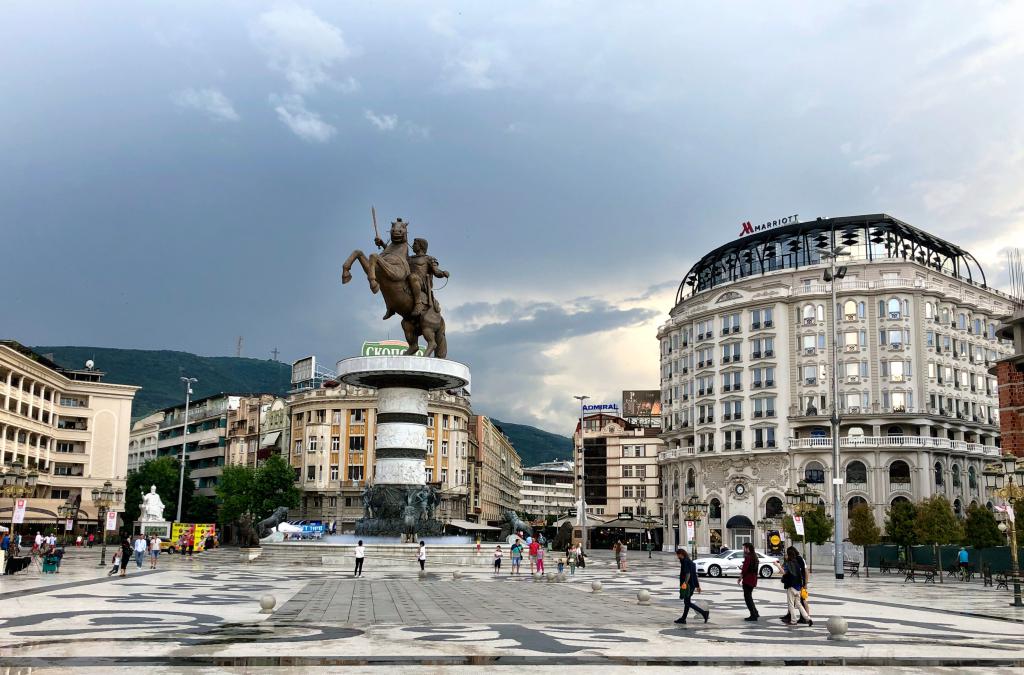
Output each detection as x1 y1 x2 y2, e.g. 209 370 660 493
738 213 799 237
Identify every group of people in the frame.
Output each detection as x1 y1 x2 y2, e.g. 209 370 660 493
109 534 162 576
613 540 629 571
675 543 813 627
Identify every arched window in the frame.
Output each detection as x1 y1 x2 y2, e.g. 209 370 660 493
848 496 868 521
925 302 934 319
673 470 679 495
953 499 963 518
810 427 827 438
887 425 903 437
816 304 825 322
765 496 783 518
934 461 944 487
887 298 901 318
941 307 950 324
891 495 911 506
858 301 866 318
804 461 826 484
709 498 722 519
951 464 961 488
843 300 856 317
846 461 867 484
986 501 994 511
803 304 816 321
889 460 911 484
968 466 977 490
686 468 696 490
958 312 967 329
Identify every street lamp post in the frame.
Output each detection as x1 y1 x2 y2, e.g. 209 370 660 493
56 500 77 547
785 479 820 566
573 394 589 550
822 245 848 580
683 495 708 558
1 461 39 543
90 480 124 568
983 455 1023 607
176 376 198 523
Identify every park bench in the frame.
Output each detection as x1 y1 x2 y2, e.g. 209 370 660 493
843 560 861 577
904 563 937 583
879 558 904 574
982 564 993 587
946 563 976 581
995 572 1009 590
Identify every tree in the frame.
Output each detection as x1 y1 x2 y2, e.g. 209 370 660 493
186 494 219 523
885 500 918 560
251 455 300 521
962 504 1002 550
848 503 881 574
914 495 962 578
217 464 256 525
781 506 833 571
125 457 193 525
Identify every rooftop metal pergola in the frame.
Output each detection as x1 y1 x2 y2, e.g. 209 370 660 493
675 214 987 306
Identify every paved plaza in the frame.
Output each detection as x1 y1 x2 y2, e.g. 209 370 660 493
0 546 1022 672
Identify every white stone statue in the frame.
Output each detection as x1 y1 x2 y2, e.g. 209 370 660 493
140 485 165 522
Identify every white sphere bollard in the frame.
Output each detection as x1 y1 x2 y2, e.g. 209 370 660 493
259 595 276 614
637 589 651 605
557 573 567 582
591 580 603 593
826 615 849 641
452 570 462 580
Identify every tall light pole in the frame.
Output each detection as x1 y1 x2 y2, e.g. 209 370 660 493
983 455 1023 607
822 245 848 579
573 394 589 549
90 480 124 567
1 461 38 543
176 377 197 523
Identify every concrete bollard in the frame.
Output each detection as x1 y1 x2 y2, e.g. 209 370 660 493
546 573 554 583
557 573 567 582
637 589 651 605
452 571 462 580
259 595 276 614
591 580 603 593
826 615 849 641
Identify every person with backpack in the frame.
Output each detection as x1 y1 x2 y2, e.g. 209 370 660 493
781 546 812 626
510 539 523 575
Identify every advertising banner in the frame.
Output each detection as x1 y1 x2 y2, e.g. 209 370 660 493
792 516 805 537
685 520 696 543
105 510 118 531
361 340 425 357
170 522 217 551
766 530 783 556
290 356 316 385
65 519 74 531
12 499 27 524
622 390 661 427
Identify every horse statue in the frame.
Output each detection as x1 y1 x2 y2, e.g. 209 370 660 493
499 509 534 541
341 216 449 358
256 506 290 538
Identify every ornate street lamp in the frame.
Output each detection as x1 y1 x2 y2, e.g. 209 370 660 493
983 456 1023 607
1 461 39 541
91 481 124 568
683 495 708 558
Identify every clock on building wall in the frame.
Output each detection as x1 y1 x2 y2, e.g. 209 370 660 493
734 483 746 496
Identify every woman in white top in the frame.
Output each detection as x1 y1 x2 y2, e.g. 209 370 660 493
417 541 427 571
493 545 503 574
149 536 162 569
354 540 365 577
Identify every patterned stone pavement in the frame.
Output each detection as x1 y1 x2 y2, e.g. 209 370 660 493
0 547 1022 671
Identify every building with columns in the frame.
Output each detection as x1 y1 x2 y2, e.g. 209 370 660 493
225 395 289 468
287 384 472 531
127 411 163 473
0 341 138 530
468 416 522 524
657 215 1016 553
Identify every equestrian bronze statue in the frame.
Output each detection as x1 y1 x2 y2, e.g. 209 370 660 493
342 212 449 358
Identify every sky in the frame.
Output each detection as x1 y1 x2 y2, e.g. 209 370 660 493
2 2 1024 434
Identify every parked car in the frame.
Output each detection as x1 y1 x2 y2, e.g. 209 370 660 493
694 549 782 578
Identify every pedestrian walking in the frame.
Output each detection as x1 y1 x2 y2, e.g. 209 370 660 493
186 531 195 557
354 540 365 577
87 533 94 548
133 534 147 569
781 547 812 626
536 544 545 573
75 535 82 547
417 541 427 571
149 535 162 569
738 542 760 621
510 539 523 574
567 544 577 575
613 540 622 570
577 544 586 570
493 545 503 574
118 537 132 577
620 541 628 572
674 547 709 624
33 532 43 555
528 538 540 573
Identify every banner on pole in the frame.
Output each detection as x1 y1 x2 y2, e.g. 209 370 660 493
685 520 696 542
793 515 805 537
12 499 27 524
105 511 118 531
65 519 74 531
995 504 1015 523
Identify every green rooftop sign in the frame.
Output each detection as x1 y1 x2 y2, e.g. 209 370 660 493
361 340 425 357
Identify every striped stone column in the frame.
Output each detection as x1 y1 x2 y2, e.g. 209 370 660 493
374 387 429 485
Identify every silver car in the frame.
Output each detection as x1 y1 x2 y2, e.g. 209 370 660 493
694 549 782 578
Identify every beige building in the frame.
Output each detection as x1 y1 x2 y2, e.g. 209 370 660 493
468 416 522 524
287 384 472 530
572 413 665 520
226 395 288 468
156 394 239 497
127 412 163 473
520 460 575 518
0 341 138 530
657 214 1015 553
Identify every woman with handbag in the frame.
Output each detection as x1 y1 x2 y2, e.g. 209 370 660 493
781 547 812 626
737 542 760 621
674 548 709 625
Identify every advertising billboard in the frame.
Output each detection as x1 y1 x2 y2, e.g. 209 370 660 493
291 356 316 385
622 390 661 427
170 522 217 551
361 340 425 357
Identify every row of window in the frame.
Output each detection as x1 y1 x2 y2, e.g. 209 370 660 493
674 426 778 451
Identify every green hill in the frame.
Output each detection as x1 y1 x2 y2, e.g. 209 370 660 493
36 346 292 418
34 347 574 466
492 419 574 468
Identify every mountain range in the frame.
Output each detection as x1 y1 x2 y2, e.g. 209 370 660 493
36 346 572 467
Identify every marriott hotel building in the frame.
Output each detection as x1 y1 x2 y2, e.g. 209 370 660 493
657 214 1016 553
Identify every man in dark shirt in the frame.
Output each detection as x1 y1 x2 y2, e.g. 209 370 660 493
675 548 709 624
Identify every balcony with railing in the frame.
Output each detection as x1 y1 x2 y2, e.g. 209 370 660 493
788 435 998 456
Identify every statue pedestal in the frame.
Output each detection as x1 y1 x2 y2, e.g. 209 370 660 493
134 521 172 538
336 356 470 537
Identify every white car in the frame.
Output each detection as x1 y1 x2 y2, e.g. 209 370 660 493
694 550 782 578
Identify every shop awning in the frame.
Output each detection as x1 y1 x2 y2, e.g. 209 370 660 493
260 431 281 448
726 515 755 529
446 519 499 531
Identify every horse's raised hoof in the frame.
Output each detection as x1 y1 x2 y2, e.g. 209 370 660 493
369 280 380 294
341 271 353 284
